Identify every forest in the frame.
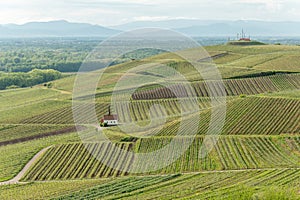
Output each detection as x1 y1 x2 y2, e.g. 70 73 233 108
0 38 165 73
0 69 62 90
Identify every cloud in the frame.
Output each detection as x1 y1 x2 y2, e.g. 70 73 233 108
64 0 156 7
0 0 299 25
234 0 283 11
133 16 198 21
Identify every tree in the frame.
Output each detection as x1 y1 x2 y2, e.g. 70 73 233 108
13 57 21 64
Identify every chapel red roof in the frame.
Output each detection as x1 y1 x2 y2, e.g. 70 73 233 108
103 115 118 120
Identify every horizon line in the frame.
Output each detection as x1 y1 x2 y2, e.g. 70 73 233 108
3 19 300 27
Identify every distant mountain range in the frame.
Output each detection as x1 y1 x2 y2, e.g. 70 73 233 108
1 19 300 38
113 20 300 37
0 20 120 38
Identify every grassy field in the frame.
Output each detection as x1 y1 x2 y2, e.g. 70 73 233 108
0 44 299 199
1 170 299 200
206 44 300 73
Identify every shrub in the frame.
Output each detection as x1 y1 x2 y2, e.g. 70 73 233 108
6 85 20 89
121 136 138 142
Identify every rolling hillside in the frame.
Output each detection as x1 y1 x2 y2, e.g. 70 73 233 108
0 44 299 199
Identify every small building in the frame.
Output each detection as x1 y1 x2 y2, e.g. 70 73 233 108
100 106 118 126
102 114 118 126
239 38 251 41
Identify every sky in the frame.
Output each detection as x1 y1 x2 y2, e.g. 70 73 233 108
0 0 300 26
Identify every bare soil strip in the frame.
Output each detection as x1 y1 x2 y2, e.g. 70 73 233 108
0 126 86 146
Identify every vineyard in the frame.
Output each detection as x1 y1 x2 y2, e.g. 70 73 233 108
53 175 179 200
21 103 109 124
0 131 81 182
0 43 300 199
4 169 298 199
153 96 300 136
132 74 300 100
19 96 300 136
135 136 300 174
119 169 300 200
22 136 300 181
22 143 134 181
0 100 69 124
0 125 76 145
221 97 300 135
20 97 215 124
0 178 109 200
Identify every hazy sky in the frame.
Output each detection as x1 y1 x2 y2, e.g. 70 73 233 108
0 0 299 26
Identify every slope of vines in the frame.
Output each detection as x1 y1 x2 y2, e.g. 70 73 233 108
3 169 299 199
136 136 300 174
0 125 74 144
119 169 300 200
22 143 134 181
132 74 300 100
20 98 214 124
23 136 300 181
155 97 300 136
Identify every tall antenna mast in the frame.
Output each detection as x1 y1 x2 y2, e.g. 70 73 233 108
108 106 111 115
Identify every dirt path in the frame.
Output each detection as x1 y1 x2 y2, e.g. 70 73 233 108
0 146 52 186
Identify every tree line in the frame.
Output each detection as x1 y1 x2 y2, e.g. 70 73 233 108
0 69 62 90
0 39 166 73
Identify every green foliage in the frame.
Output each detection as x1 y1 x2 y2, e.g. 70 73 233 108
5 85 20 89
120 136 138 142
0 39 166 73
0 69 62 90
227 41 266 46
0 39 91 73
100 122 108 127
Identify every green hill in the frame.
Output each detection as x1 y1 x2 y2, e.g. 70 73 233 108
0 44 299 199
